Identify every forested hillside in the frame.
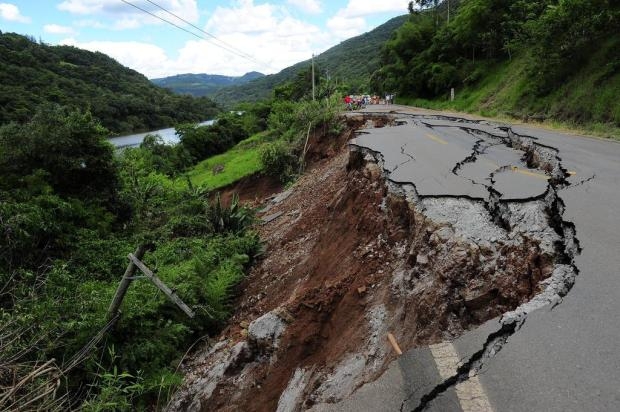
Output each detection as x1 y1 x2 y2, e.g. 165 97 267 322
0 32 219 134
0 40 346 406
152 71 264 97
211 14 408 107
376 0 620 130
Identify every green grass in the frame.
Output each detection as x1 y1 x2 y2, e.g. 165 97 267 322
183 132 271 190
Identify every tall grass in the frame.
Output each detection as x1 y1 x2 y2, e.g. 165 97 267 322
402 44 620 140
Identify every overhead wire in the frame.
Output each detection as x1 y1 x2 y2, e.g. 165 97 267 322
119 0 274 71
143 0 262 64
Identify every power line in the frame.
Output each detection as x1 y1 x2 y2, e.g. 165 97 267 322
142 0 262 64
119 0 272 70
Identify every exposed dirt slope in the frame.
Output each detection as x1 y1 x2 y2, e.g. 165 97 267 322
167 115 563 412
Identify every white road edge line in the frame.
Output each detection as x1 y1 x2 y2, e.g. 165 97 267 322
429 342 494 412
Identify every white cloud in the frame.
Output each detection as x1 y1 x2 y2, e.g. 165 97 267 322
55 0 398 78
287 0 322 14
57 0 199 28
193 0 334 75
0 3 31 23
337 0 408 18
326 15 366 39
206 0 281 35
44 24 76 35
57 0 336 78
325 0 407 39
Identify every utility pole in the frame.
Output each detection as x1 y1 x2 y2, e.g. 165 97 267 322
108 245 147 320
311 53 316 101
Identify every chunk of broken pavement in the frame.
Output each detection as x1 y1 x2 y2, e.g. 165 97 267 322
248 310 287 352
415 253 429 265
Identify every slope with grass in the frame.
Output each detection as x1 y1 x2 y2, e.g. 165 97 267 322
186 132 270 190
400 40 620 138
381 0 620 137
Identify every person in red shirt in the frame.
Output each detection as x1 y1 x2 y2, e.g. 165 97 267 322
344 95 352 110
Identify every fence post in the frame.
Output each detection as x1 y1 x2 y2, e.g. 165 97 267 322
107 244 147 320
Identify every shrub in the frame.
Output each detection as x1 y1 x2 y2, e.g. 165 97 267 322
260 140 298 182
0 105 118 201
207 193 255 235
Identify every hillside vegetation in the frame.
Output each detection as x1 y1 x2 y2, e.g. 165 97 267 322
0 32 219 133
0 54 343 408
376 0 620 134
152 71 264 97
211 15 408 107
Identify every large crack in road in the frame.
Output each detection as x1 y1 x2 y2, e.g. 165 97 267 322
167 113 594 412
349 113 581 411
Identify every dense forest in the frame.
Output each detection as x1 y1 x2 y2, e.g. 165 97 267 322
210 15 408 107
374 0 620 128
0 32 220 134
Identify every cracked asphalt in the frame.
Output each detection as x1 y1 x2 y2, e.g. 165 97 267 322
339 106 620 411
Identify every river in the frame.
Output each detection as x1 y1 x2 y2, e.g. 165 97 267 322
108 120 214 148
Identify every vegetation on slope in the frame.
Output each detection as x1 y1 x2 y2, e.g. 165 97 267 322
0 104 260 410
0 32 219 134
376 0 620 133
211 15 408 107
0 58 344 408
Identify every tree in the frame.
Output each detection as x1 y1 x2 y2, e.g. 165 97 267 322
0 104 118 200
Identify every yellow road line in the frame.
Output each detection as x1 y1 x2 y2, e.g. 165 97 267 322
510 166 550 180
424 133 448 145
481 160 551 180
430 342 494 412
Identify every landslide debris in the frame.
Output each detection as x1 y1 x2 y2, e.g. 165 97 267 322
167 113 577 412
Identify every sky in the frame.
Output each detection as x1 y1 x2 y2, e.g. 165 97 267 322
0 0 410 79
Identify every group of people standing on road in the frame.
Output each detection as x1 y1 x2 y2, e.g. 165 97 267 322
343 93 395 110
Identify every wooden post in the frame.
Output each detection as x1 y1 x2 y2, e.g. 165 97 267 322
128 253 195 318
107 245 147 320
387 333 403 356
311 53 315 101
299 122 312 175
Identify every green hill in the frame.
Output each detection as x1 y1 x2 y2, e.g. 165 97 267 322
0 32 219 134
378 0 620 134
151 71 264 97
211 15 408 107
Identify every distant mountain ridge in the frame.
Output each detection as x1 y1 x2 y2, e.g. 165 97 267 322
151 71 265 97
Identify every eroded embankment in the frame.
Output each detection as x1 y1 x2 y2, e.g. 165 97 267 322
166 114 578 412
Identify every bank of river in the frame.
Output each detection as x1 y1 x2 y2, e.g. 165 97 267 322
109 120 214 148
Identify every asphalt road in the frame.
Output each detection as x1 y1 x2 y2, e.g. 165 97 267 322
337 106 620 411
